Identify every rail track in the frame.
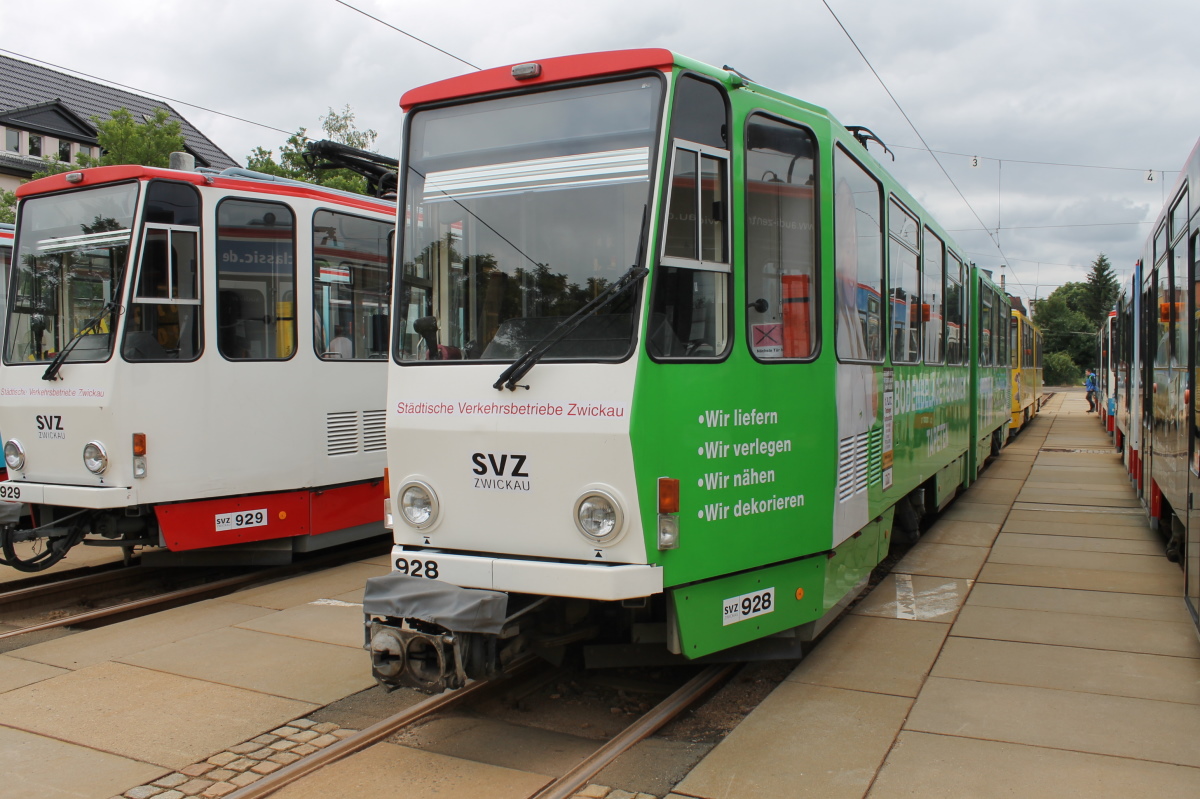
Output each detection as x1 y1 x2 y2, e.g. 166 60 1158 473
0 540 389 643
226 660 736 799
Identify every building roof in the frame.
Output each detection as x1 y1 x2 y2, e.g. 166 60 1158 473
0 54 238 169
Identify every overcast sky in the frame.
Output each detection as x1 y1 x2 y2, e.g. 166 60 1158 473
5 0 1197 311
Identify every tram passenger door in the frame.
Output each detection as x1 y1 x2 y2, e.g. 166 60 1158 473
1141 274 1156 497
1186 228 1199 633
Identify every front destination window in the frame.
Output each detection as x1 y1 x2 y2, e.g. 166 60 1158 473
396 77 664 362
5 182 138 364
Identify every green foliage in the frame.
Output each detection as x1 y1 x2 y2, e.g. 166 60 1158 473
31 154 80 180
1033 288 1095 368
246 105 378 195
76 107 185 168
1043 350 1082 386
0 187 15 224
1082 253 1120 327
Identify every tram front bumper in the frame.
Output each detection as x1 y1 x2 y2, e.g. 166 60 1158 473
0 481 136 509
383 546 664 601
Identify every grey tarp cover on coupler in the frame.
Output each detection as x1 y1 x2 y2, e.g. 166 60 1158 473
363 572 509 634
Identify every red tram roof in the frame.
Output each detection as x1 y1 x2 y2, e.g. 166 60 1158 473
16 165 394 215
400 48 677 111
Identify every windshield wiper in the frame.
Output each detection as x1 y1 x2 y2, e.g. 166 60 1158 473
493 263 648 391
41 301 121 382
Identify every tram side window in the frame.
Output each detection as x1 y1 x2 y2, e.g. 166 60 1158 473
216 199 296 360
945 252 964 364
979 288 992 366
1170 190 1188 363
1191 231 1199 475
744 115 817 361
994 291 1007 366
923 228 944 364
993 289 1003 364
124 181 201 361
651 75 730 360
833 146 883 362
888 199 920 363
312 210 392 360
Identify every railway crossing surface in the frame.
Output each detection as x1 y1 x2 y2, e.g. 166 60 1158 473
0 387 1196 799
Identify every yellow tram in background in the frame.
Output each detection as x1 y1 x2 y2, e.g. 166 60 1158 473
1010 302 1043 434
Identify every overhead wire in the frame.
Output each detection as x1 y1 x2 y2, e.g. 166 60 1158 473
889 143 1174 175
332 1 481 71
825 0 1032 302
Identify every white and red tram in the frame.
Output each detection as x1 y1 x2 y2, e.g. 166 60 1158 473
0 160 394 570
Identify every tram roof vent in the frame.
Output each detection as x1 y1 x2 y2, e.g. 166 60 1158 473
169 152 196 172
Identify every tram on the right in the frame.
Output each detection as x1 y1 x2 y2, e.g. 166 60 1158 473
1107 136 1199 635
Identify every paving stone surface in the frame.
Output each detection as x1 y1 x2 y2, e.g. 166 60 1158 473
0 725 165 799
674 682 911 799
0 652 67 693
906 676 1200 767
7 599 275 671
868 731 1200 799
787 615 948 697
221 562 388 610
850 574 973 623
919 519 1001 547
893 541 991 580
117 626 375 705
932 636 1200 704
0 661 315 769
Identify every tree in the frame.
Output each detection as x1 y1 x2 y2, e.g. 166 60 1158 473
76 107 185 169
1082 253 1120 328
0 188 15 224
246 105 379 195
1043 350 1082 386
1033 288 1095 369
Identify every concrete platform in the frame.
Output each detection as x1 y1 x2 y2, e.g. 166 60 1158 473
673 389 1200 799
0 553 389 797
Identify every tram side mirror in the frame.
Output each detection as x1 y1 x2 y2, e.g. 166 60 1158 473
413 316 442 360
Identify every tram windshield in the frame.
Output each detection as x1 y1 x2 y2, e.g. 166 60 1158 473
396 76 663 362
5 182 137 364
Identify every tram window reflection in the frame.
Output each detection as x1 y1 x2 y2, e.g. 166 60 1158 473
312 210 392 360
216 199 296 360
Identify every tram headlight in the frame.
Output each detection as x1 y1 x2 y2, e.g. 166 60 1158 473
4 440 25 471
82 441 108 474
399 481 438 529
574 489 624 544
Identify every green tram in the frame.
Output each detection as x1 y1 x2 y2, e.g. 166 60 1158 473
366 49 1012 691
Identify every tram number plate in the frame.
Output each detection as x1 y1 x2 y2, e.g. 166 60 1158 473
216 509 268 532
0 484 21 501
722 587 775 626
394 557 439 580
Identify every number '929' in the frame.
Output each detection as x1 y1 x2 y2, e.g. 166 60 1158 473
395 557 439 579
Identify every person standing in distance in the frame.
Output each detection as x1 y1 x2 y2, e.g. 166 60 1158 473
1085 369 1098 413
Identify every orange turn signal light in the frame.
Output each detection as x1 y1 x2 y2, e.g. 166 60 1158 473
132 433 147 457
658 477 680 514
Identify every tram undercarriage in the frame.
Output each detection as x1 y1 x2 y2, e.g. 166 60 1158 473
0 504 157 572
